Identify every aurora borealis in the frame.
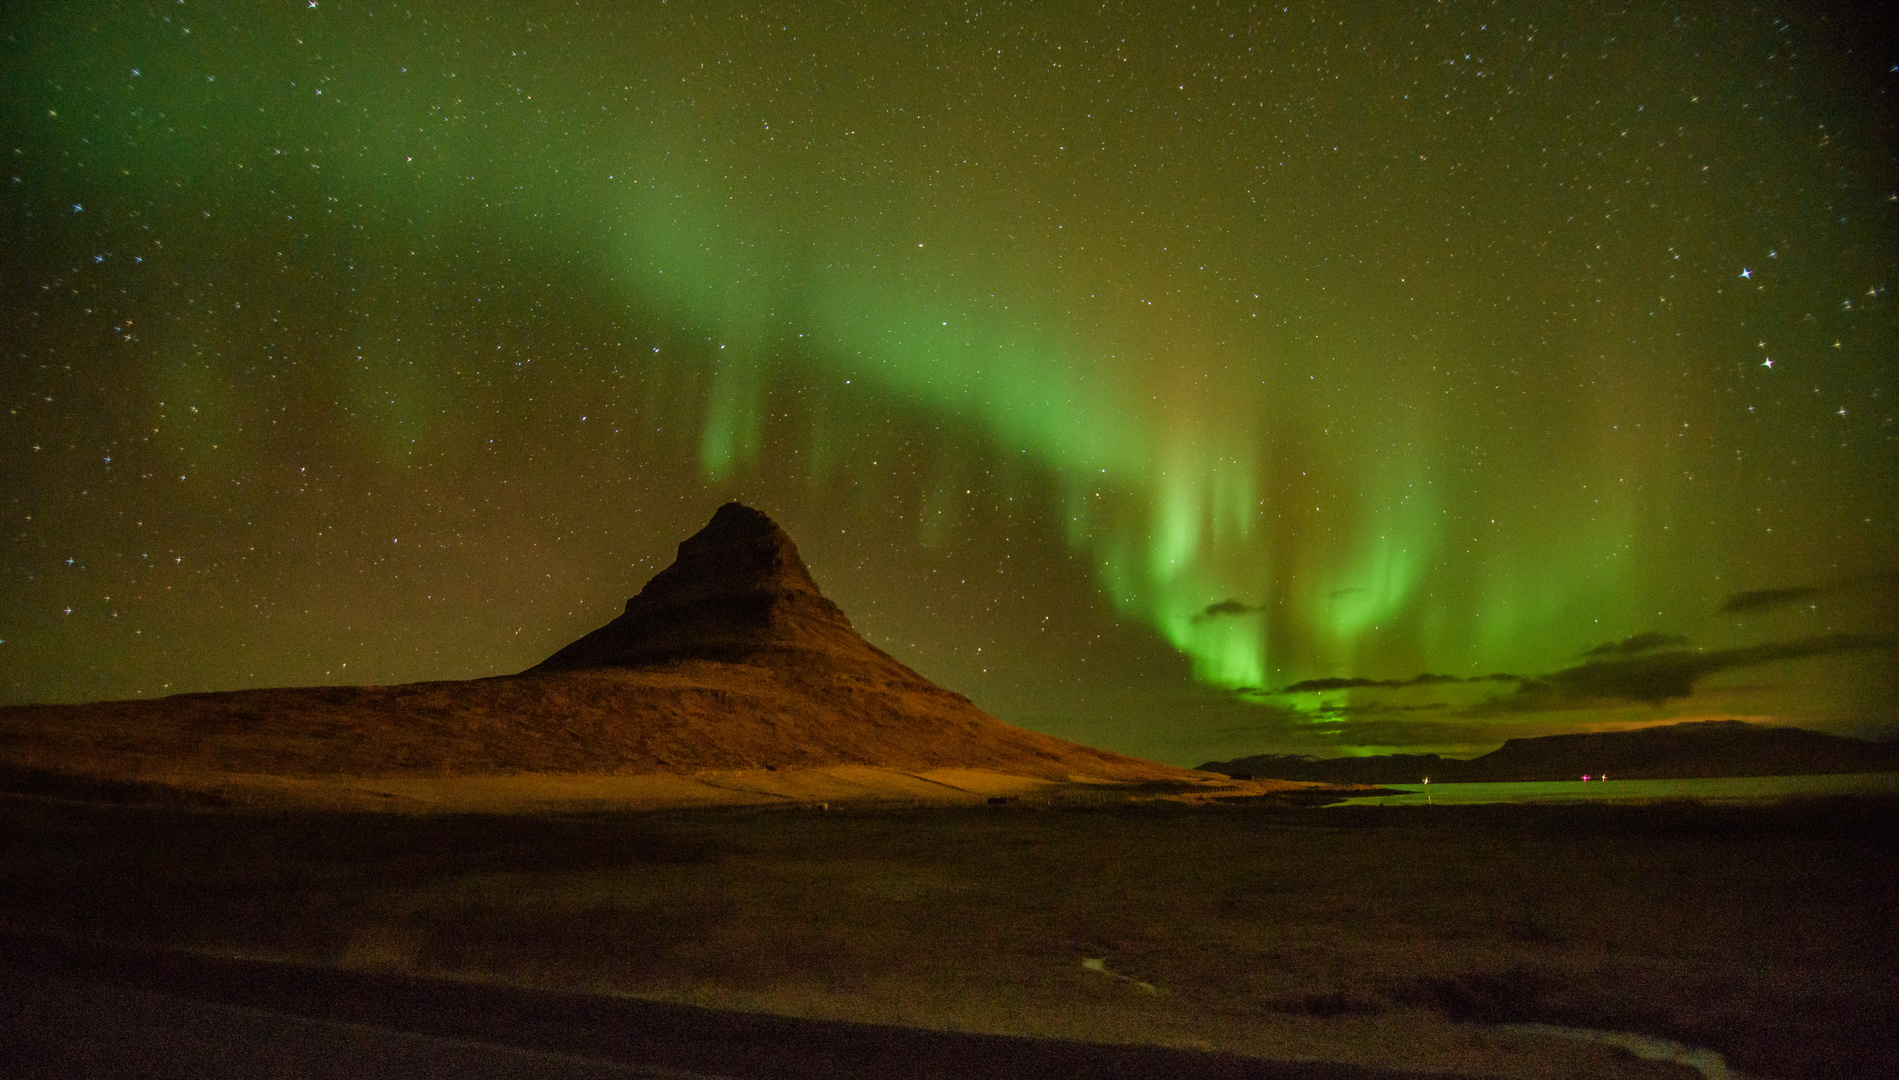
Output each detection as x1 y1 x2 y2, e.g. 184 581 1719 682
3 1 1894 763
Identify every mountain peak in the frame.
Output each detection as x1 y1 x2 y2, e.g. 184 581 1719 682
531 502 868 672
663 501 819 597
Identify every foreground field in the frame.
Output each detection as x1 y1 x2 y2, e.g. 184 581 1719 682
2 793 1892 1079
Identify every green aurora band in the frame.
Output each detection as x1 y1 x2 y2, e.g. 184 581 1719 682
5 1 1893 736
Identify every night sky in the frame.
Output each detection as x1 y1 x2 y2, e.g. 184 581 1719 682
4 1 1895 765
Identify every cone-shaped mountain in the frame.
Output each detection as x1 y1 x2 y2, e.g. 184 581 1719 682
0 503 1205 792
533 502 877 672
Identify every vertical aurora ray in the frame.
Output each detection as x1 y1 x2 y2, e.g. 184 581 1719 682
595 157 1301 689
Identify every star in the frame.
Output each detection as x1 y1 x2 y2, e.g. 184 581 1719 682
1760 358 1772 368
1739 268 1751 279
1837 407 1848 417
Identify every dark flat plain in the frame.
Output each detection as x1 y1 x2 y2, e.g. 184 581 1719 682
0 938 1434 1080
2 793 1894 1079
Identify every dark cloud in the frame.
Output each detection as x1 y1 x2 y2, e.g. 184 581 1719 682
1268 632 1894 717
1581 632 1688 658
1193 598 1260 622
1519 632 1896 705
1282 672 1514 693
1282 676 1386 692
1308 700 1451 717
1251 713 1563 756
1524 654 1708 705
1715 571 1899 616
1718 586 1823 614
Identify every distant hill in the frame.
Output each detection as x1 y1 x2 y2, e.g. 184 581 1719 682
1200 720 1899 783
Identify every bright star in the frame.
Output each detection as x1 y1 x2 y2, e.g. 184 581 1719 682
1760 358 1772 368
1837 407 1848 417
1739 268 1751 279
